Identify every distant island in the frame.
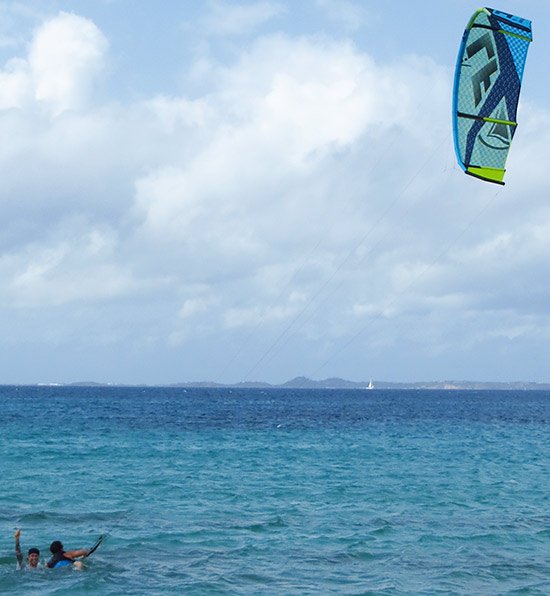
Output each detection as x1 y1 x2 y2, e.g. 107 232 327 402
61 376 550 390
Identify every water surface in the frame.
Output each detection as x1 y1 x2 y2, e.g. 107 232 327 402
1 386 548 594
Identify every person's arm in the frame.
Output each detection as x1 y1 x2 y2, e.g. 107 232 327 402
64 548 90 559
14 529 23 567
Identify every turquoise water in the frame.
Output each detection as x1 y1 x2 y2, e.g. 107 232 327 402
1 386 548 594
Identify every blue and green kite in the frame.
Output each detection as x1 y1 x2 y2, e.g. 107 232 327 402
452 7 533 184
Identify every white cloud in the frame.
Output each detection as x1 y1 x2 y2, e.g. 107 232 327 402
0 57 29 109
200 1 284 36
224 290 306 329
0 11 107 115
3 225 142 308
179 297 214 319
316 0 370 32
29 11 108 114
144 96 215 133
133 35 431 250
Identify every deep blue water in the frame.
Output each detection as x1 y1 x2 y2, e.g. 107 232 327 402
0 386 548 594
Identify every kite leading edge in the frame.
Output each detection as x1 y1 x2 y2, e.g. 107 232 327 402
452 7 533 185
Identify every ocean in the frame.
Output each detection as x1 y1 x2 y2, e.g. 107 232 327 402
0 386 548 594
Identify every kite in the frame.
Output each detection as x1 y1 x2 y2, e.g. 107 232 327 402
452 7 532 184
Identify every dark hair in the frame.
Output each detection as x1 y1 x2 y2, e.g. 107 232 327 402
50 541 63 554
28 547 40 556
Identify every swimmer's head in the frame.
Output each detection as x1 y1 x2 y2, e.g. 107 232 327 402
50 541 63 554
27 547 40 567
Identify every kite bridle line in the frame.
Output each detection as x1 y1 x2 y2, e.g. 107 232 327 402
308 187 501 382
240 128 452 384
213 99 437 385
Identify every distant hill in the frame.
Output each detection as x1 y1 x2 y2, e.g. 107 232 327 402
60 377 550 390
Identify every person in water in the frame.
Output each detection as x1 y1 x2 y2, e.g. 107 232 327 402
47 540 89 569
14 529 40 569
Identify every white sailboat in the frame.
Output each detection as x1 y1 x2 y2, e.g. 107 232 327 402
367 379 374 390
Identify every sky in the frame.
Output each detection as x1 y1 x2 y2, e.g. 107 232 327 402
1 0 550 385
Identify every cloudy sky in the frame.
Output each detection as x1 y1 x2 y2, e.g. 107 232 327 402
1 0 549 385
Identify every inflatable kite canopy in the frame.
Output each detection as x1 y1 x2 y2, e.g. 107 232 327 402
452 7 532 185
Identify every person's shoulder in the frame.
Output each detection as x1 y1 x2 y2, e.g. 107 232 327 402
16 563 42 571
